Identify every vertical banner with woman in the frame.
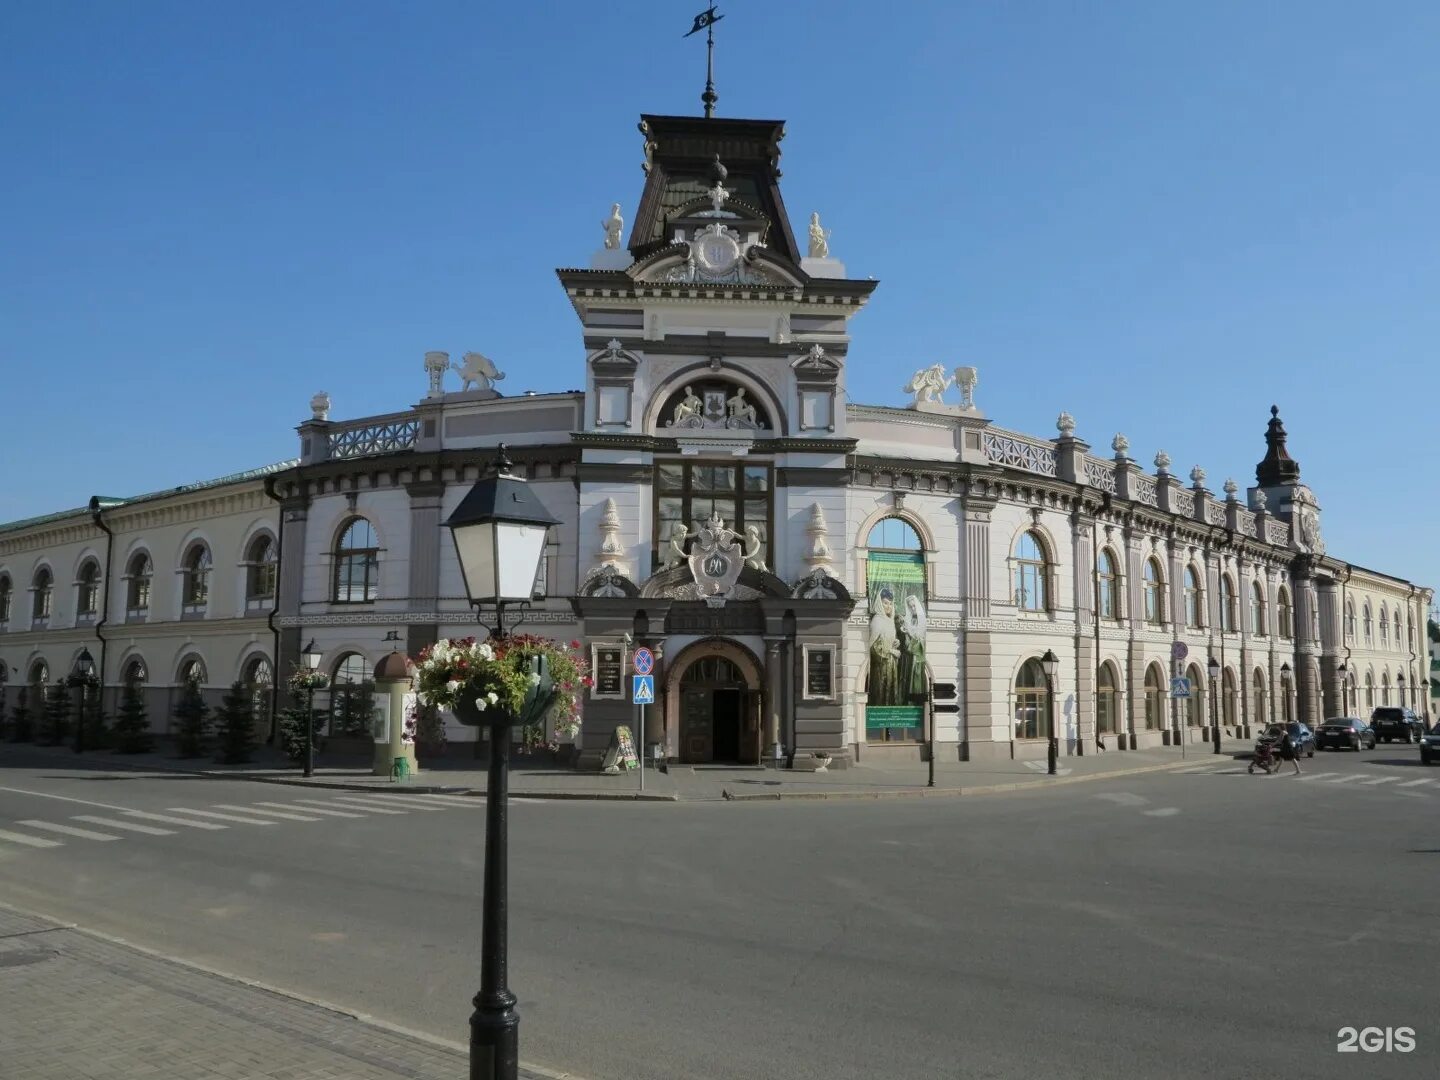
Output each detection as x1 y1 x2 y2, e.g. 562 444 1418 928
865 550 927 733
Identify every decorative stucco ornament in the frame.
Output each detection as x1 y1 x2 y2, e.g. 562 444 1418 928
796 567 837 600
743 525 768 573
1112 432 1130 458
688 512 747 608
706 154 731 212
808 212 831 259
454 352 505 392
595 498 627 576
586 563 630 599
658 222 776 285
666 384 765 431
954 366 978 409
423 351 450 398
726 388 758 427
1253 489 1269 512
1300 509 1324 555
310 392 331 421
601 203 624 250
1189 465 1207 488
806 502 833 575
1056 412 1076 438
1154 450 1172 473
1223 478 1239 499
665 522 689 569
904 364 952 407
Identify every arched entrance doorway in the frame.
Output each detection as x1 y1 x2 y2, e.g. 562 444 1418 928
664 640 764 764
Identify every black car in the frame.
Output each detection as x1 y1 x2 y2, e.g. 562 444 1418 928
1259 722 1315 758
1370 707 1425 743
1419 724 1440 766
1315 717 1376 751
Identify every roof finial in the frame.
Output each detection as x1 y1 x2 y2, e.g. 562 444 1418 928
684 5 724 118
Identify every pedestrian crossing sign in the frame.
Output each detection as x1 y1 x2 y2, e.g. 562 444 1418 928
1170 677 1191 699
632 674 655 704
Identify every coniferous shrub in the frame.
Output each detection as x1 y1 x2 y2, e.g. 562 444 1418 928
112 683 153 753
10 688 35 743
38 682 72 746
172 680 211 758
278 688 326 763
213 680 257 764
330 679 376 737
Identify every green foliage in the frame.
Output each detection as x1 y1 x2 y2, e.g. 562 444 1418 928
415 700 447 752
213 680 257 764
10 690 33 742
329 680 376 737
112 683 154 753
72 684 106 749
38 682 72 746
172 680 211 758
1428 618 1439 645
277 688 325 763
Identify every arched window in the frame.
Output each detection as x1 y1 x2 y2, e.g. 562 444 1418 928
866 517 922 552
1379 605 1389 647
1363 602 1373 644
1251 581 1267 636
123 658 148 687
1253 669 1268 725
1222 668 1237 730
1183 566 1204 629
0 574 11 625
1013 532 1047 612
329 652 373 736
1185 663 1204 727
1096 662 1119 735
1344 600 1355 641
864 516 927 744
1277 588 1293 640
1381 672 1391 706
333 518 379 603
657 462 773 572
31 567 53 622
1364 671 1374 710
29 659 49 687
181 543 211 611
1143 664 1165 730
126 552 153 616
1143 559 1165 625
1096 550 1121 621
245 534 278 605
178 657 207 686
243 655 273 734
76 560 101 618
1219 575 1236 633
1013 658 1050 740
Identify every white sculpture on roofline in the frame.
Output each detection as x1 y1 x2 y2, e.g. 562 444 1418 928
454 352 506 392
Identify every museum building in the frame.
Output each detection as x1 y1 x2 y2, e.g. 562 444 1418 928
0 110 1432 769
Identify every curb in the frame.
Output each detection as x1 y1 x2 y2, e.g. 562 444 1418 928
719 758 1207 801
0 898 591 1080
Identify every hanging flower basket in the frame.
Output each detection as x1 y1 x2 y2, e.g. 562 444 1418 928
412 635 590 753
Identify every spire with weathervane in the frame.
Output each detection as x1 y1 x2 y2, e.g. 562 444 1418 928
684 4 724 118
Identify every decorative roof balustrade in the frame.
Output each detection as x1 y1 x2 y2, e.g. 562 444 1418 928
983 429 1058 478
1173 490 1195 516
1265 519 1291 546
328 417 421 459
1083 457 1117 494
1237 509 1258 538
1206 502 1227 526
1133 475 1159 507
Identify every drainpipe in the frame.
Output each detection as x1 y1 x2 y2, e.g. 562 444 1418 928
87 497 120 710
1340 566 1353 715
263 473 286 744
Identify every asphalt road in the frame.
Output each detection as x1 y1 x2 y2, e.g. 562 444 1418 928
0 747 1437 1080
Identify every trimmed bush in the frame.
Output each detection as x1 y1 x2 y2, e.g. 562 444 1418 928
172 680 211 758
112 683 153 753
38 682 72 746
214 680 257 765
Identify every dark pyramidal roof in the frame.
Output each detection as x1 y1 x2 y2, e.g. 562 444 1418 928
1255 405 1301 487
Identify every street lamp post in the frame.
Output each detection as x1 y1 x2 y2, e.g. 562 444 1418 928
1208 654 1221 755
1041 649 1059 776
1397 672 1406 711
1338 662 1348 716
445 445 559 1080
70 648 95 754
301 639 322 778
1280 661 1291 725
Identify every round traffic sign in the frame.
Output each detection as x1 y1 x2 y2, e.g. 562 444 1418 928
632 647 654 676
1171 641 1189 661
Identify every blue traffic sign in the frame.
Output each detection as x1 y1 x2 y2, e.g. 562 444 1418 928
632 647 655 676
632 674 655 704
1170 677 1191 699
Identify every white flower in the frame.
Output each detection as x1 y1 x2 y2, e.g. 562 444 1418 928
476 643 495 661
473 696 488 712
487 691 499 705
527 672 542 687
416 692 429 706
445 680 461 694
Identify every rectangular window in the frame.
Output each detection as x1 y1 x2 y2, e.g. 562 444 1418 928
651 462 772 572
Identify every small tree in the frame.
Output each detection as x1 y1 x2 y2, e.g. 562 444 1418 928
112 683 153 753
172 679 211 758
415 700 447 755
330 679 376 737
38 682 72 746
69 679 104 750
10 688 35 743
213 680 257 764
277 685 327 763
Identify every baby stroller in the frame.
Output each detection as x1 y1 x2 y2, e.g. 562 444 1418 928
1248 736 1281 774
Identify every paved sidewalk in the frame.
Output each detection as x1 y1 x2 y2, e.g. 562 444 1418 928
2 737 1250 801
0 905 573 1080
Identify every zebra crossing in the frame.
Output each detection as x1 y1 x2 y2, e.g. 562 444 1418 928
1174 763 1438 797
0 792 485 854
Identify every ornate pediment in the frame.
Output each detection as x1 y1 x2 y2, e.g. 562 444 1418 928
589 339 640 377
792 344 841 384
632 225 782 286
579 564 639 598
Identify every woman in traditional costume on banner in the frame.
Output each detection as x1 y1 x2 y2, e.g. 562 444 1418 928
867 587 901 706
898 594 928 702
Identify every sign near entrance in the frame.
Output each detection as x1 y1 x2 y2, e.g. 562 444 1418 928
1171 677 1191 699
592 645 624 698
632 674 655 704
632 647 655 676
803 645 834 700
601 724 639 772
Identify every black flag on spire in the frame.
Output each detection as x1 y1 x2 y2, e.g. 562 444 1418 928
685 5 722 37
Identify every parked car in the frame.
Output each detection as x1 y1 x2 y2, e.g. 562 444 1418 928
1420 723 1440 766
1259 722 1315 758
1370 707 1425 743
1315 717 1376 751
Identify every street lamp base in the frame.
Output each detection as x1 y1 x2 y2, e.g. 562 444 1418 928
470 1003 520 1080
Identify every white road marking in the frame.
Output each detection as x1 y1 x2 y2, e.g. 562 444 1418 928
292 798 408 816
1175 766 1213 774
120 810 226 830
72 815 175 836
254 801 364 819
18 820 121 842
214 804 325 822
1361 777 1401 786
1324 775 1364 784
1398 779 1434 787
1298 773 1339 782
1095 792 1148 806
371 793 481 808
164 807 277 825
1395 790 1429 799
0 828 63 848
0 785 160 813
331 794 446 811
1144 808 1181 817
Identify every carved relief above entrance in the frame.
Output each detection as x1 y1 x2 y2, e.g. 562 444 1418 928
663 639 764 764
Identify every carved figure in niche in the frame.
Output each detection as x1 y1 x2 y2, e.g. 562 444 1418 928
904 364 952 407
672 386 704 426
743 525 767 572
726 387 758 427
898 595 928 703
602 203 623 250
665 522 689 568
454 352 506 392
808 212 831 258
866 588 902 707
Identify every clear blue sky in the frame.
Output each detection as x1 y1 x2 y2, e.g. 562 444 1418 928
4 1 1436 595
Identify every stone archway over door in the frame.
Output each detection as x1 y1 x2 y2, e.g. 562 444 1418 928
663 639 764 764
